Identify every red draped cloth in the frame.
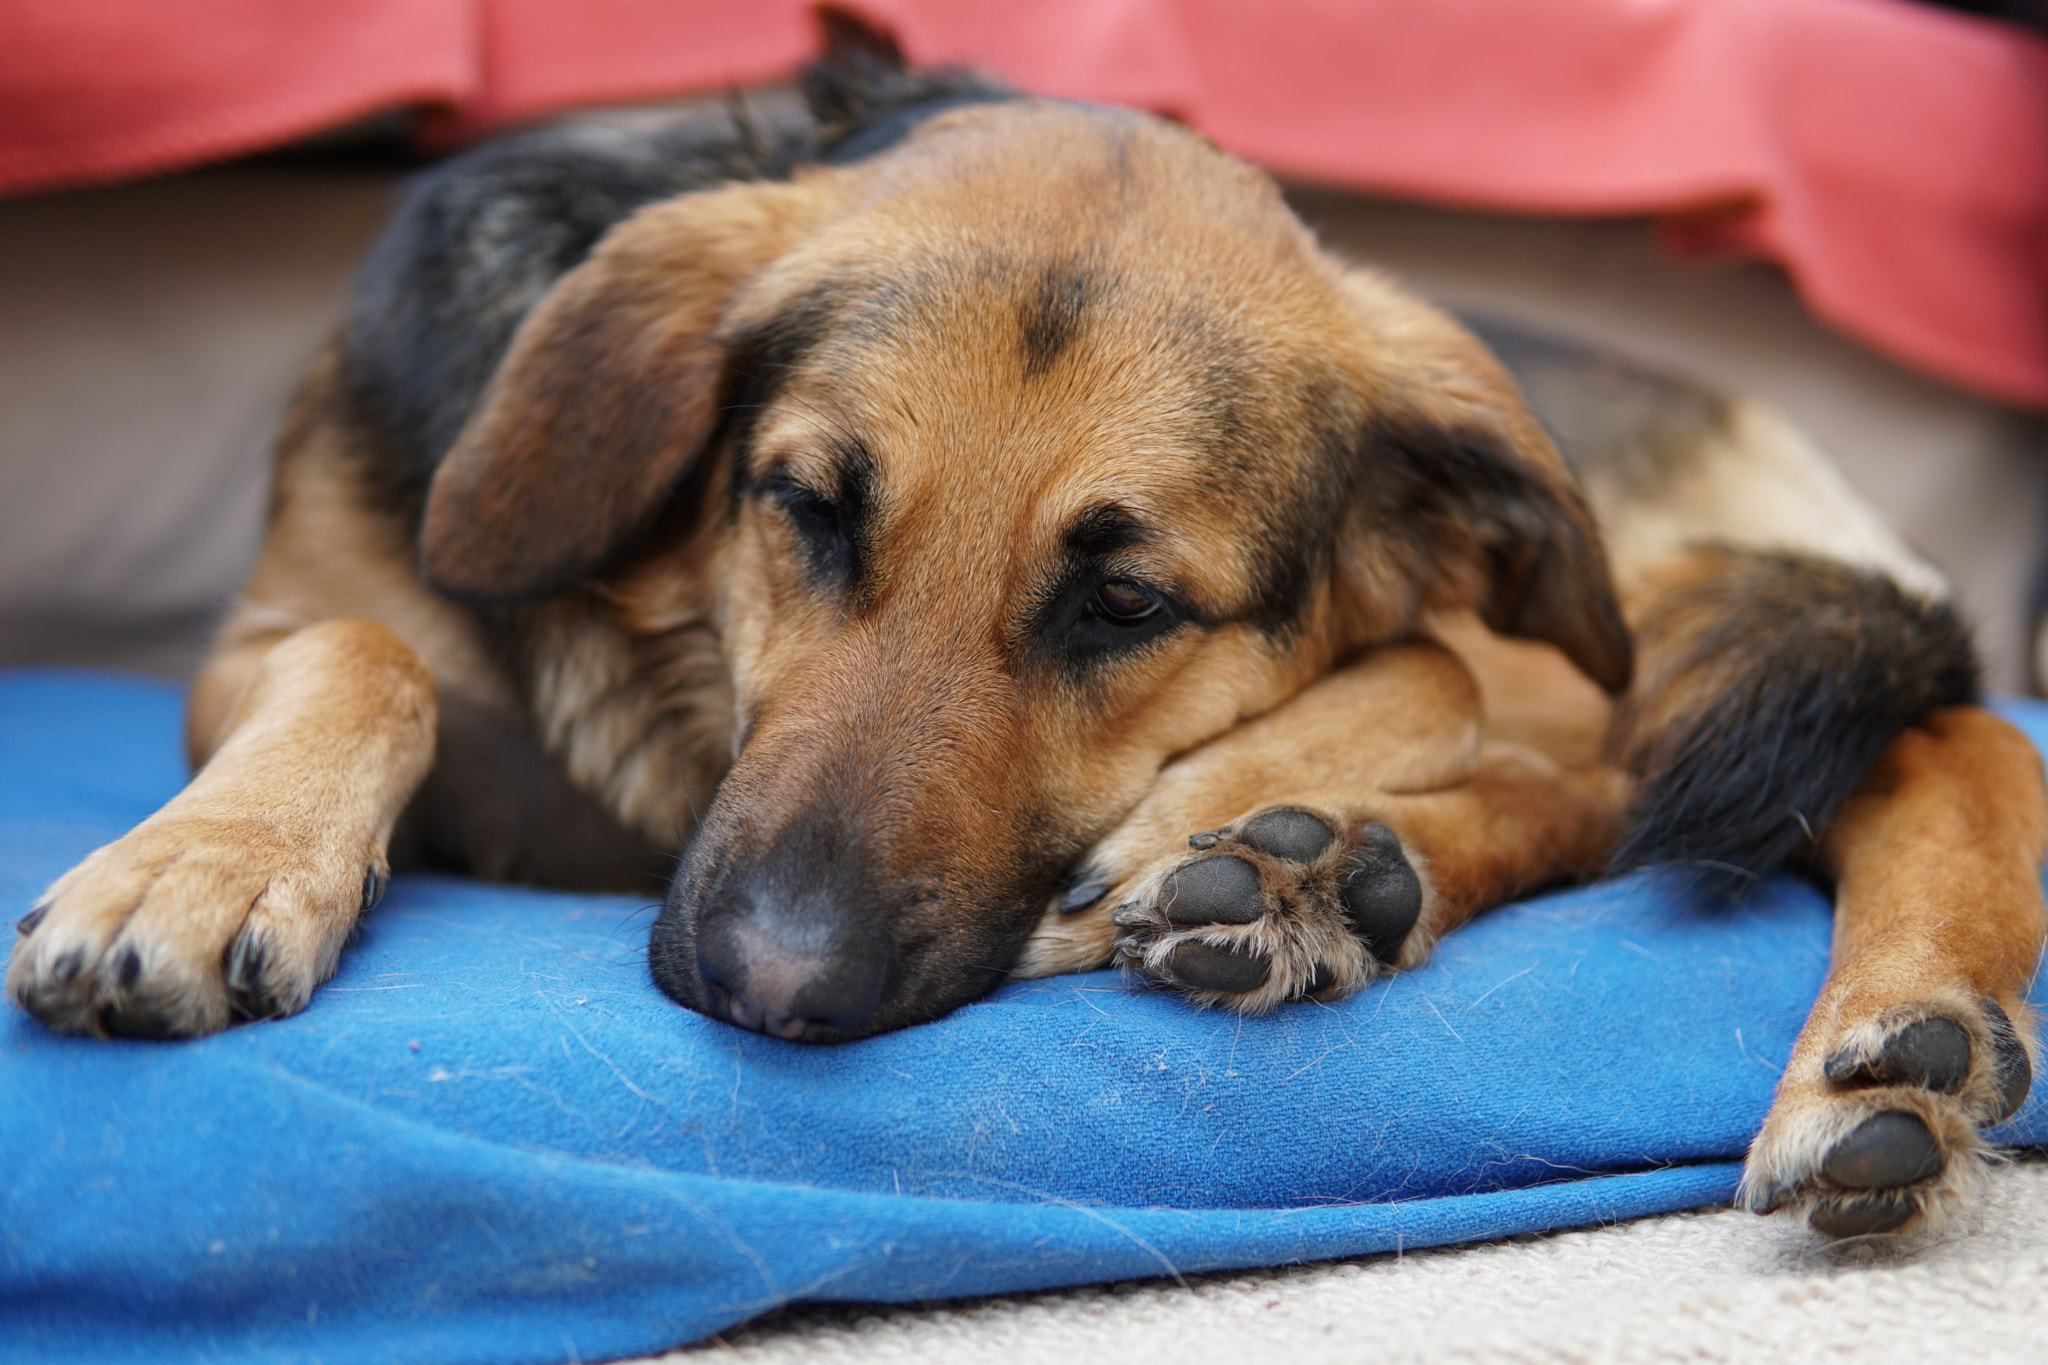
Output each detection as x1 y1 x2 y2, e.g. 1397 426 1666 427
2 0 2044 406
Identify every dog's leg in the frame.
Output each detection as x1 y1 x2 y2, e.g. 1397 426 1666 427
1739 706 2046 1237
1018 640 1627 1007
7 619 436 1037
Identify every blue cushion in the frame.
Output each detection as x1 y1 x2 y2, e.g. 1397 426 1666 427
4 668 2044 1365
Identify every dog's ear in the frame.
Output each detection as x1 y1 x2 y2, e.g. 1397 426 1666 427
1336 269 1634 694
420 180 836 600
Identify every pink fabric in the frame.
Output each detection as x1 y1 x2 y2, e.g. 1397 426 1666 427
0 0 473 191
0 0 2043 407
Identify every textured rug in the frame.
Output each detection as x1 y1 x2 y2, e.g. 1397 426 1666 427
655 1156 2048 1364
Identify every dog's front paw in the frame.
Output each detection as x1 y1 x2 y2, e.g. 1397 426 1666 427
1105 806 1426 1011
1740 996 2034 1238
6 812 386 1038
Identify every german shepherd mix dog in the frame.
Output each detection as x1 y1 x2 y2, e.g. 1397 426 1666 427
8 15 2043 1242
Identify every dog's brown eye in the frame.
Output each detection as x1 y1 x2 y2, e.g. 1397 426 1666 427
1093 581 1159 623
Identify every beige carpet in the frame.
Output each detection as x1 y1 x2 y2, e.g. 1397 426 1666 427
641 1156 2048 1364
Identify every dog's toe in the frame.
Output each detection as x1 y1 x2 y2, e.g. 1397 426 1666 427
224 929 287 1021
1808 1189 1921 1238
1163 854 1266 925
1236 809 1335 863
1168 940 1273 993
1824 1017 1970 1093
1821 1111 1946 1188
1338 823 1423 964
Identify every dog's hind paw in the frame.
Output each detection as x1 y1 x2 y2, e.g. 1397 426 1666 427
1739 996 2033 1239
1106 806 1427 1011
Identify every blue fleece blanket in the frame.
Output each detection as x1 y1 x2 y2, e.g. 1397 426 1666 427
3 669 2044 1365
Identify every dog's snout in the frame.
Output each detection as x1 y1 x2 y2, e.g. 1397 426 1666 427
688 875 892 1042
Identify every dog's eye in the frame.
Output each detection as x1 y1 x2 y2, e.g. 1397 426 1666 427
1092 581 1161 624
1051 574 1183 666
765 478 855 586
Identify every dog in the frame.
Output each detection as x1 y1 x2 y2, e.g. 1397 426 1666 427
7 12 2041 1242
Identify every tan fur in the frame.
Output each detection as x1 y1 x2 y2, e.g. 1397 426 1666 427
1740 708 2048 1236
7 619 434 1035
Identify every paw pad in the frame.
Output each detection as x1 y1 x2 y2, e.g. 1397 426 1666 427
1824 1016 1970 1094
1162 855 1264 925
1338 823 1422 964
1821 1111 1945 1189
1237 809 1334 863
1168 941 1272 993
1808 1190 1918 1238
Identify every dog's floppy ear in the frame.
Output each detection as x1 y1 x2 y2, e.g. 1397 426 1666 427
420 180 836 600
1337 269 1634 694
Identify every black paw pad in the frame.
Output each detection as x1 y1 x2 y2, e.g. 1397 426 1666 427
361 866 388 914
1821 1111 1944 1189
1163 855 1265 926
16 901 49 937
1238 809 1335 864
1983 996 2033 1123
1338 824 1421 963
1169 941 1271 993
224 933 283 1021
1824 1016 1970 1094
1810 1190 1918 1238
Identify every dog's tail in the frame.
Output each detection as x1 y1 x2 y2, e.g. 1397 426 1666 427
1605 545 1981 895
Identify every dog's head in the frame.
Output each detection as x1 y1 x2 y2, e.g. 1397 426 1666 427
417 41 1629 1040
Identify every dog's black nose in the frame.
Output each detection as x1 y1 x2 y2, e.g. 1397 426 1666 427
691 893 890 1041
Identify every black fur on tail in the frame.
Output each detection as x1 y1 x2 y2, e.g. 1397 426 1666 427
1608 548 1979 896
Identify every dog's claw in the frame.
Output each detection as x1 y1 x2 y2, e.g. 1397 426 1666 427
15 900 50 937
223 932 286 1021
1186 829 1228 851
1746 1176 1793 1215
1058 875 1111 914
361 866 387 914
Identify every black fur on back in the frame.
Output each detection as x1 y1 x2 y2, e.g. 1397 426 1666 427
336 18 1007 500
1609 549 1981 896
